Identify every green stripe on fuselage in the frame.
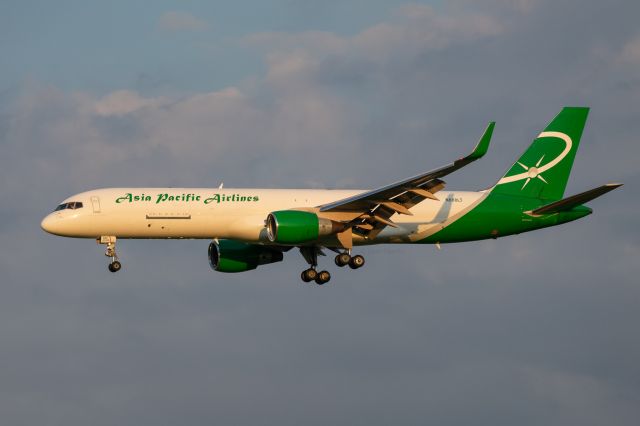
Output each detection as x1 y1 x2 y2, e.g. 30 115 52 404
420 192 592 243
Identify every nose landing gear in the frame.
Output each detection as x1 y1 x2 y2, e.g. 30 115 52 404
98 236 122 273
108 260 122 273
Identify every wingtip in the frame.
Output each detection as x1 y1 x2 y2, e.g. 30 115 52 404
469 121 494 160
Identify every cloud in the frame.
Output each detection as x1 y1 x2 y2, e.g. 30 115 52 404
244 5 504 60
451 0 536 13
157 11 208 32
92 91 169 116
619 36 640 63
1 1 640 425
4 1 639 201
0 79 355 193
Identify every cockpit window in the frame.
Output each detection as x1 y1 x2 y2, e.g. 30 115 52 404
54 201 83 211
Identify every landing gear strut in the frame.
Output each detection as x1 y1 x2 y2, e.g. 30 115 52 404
98 236 122 273
299 247 331 285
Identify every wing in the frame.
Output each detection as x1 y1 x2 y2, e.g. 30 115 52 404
318 122 495 240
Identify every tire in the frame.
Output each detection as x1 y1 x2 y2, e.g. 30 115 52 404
349 255 365 269
302 268 317 282
335 253 351 267
110 261 122 272
315 270 331 285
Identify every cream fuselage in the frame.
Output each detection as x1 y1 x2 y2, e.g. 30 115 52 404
41 188 484 245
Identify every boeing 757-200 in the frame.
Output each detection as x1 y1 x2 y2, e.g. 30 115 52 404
41 107 621 284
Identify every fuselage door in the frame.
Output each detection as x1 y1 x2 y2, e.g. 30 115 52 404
91 196 101 213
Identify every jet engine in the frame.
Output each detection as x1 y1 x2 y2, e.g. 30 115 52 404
265 210 344 244
208 239 283 273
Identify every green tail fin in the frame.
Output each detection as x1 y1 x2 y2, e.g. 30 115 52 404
492 107 589 200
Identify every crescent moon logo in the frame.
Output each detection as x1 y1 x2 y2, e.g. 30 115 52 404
497 131 572 188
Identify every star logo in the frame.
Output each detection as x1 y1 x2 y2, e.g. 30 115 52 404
496 131 573 189
516 155 548 189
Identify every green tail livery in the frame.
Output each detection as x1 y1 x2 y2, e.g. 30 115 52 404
42 107 622 284
422 107 620 244
494 107 588 200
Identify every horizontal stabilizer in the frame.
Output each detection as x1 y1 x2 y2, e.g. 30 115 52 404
528 183 622 216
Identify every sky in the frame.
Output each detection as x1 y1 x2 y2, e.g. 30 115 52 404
1 0 639 425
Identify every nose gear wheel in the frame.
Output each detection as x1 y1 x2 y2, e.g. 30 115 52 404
98 236 122 273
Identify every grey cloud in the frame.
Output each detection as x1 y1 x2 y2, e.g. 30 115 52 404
1 1 639 425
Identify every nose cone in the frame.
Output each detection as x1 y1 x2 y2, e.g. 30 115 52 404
41 214 62 235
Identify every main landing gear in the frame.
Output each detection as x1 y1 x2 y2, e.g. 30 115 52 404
299 247 331 285
299 247 365 285
301 268 331 285
98 236 122 273
334 252 365 269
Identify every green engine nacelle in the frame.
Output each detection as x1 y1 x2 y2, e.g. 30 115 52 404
266 210 342 244
208 240 283 273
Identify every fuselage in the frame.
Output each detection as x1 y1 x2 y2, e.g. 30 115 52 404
40 187 590 246
41 187 489 244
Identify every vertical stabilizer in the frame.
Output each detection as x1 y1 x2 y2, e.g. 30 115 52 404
492 107 589 200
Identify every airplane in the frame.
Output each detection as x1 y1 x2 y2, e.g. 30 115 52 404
41 107 621 284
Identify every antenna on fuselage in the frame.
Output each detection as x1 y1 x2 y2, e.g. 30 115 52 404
218 182 224 189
